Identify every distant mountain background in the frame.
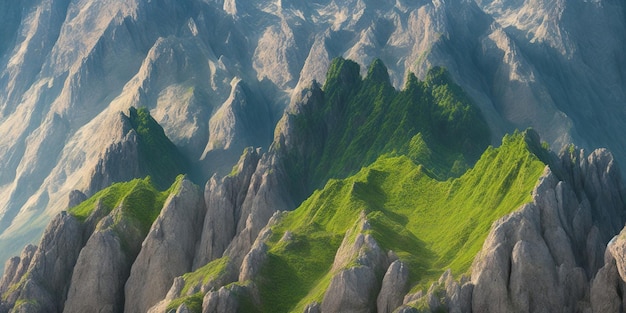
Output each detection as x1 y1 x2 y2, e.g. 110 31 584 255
0 0 625 312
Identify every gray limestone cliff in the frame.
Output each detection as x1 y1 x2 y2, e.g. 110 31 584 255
87 112 142 195
63 229 129 313
399 146 626 313
0 212 83 313
0 2 624 307
321 215 389 313
193 147 262 269
124 178 206 313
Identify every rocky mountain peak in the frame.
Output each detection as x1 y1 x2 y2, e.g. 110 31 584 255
0 0 625 311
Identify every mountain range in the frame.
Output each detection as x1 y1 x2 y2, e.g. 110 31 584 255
0 0 626 312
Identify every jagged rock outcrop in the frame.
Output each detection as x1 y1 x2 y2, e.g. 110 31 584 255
0 212 83 313
238 227 271 282
400 270 473 313
590 249 623 313
88 112 141 195
222 150 294 268
202 285 245 313
67 190 87 208
194 147 261 269
321 214 389 313
203 78 271 156
124 178 206 313
470 147 626 313
590 226 626 312
62 176 183 313
63 228 129 313
0 245 36 297
377 260 410 313
199 76 272 176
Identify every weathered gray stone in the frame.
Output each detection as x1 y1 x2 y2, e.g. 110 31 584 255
322 266 379 313
321 214 388 313
27 212 84 311
194 147 261 269
0 244 36 297
590 254 621 313
88 114 141 195
0 212 83 313
509 240 562 312
377 260 409 313
223 151 294 268
471 147 626 313
238 233 269 282
203 78 271 155
202 285 246 313
124 178 206 313
67 190 87 208
64 229 128 313
303 302 321 313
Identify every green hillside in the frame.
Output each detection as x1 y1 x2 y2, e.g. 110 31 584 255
128 107 189 189
2 176 184 305
283 58 490 202
70 175 183 235
256 130 546 312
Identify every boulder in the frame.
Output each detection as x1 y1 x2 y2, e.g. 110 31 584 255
202 285 247 313
377 260 409 313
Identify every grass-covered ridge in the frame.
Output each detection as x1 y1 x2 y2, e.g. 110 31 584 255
127 107 189 189
283 58 490 202
69 175 183 234
163 257 232 313
255 130 547 312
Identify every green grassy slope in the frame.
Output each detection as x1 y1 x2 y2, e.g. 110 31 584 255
69 175 183 234
2 176 184 306
283 58 490 202
255 130 546 312
164 257 231 312
128 107 189 189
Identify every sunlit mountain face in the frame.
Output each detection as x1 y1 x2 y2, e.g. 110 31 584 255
0 0 625 312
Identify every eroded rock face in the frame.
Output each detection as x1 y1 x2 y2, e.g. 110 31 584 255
323 266 379 313
204 79 271 155
124 178 206 313
88 113 141 196
0 245 37 303
589 226 626 312
470 148 626 313
321 214 389 313
67 190 87 208
64 229 128 313
377 260 409 313
202 285 247 313
0 212 83 313
223 150 294 268
194 147 261 269
590 253 622 313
